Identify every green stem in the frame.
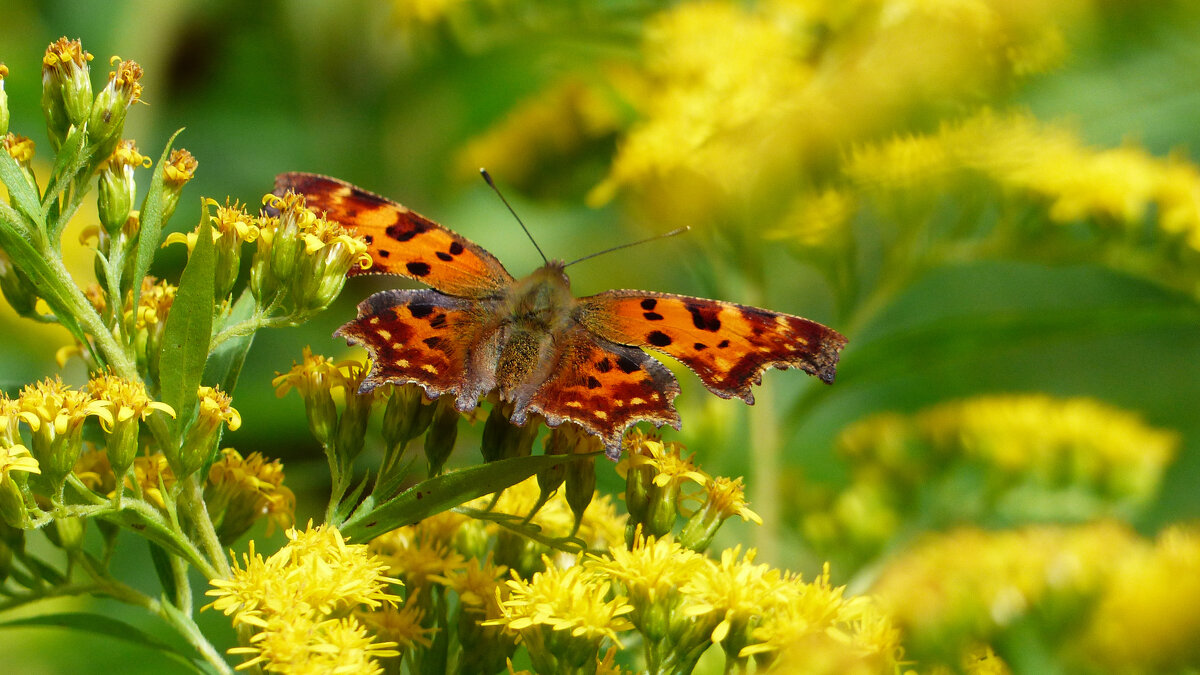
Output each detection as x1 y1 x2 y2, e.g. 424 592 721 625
41 248 139 378
181 476 231 578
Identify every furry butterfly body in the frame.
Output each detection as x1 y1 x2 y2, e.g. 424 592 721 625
274 173 847 459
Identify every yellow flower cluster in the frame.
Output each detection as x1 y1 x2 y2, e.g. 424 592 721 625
872 521 1200 672
804 394 1177 563
845 111 1200 248
206 522 401 673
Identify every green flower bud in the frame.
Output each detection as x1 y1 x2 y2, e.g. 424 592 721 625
424 398 461 476
381 383 435 464
481 403 539 463
0 249 41 319
87 57 142 160
0 63 9 137
41 37 93 151
173 386 239 479
0 475 28 530
157 149 196 225
96 140 149 236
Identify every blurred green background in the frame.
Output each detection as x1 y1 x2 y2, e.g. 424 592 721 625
3 0 1200 672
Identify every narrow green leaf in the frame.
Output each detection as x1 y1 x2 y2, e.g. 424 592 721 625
341 452 596 542
130 128 184 312
43 122 90 220
0 145 42 225
202 290 258 394
0 223 89 347
147 540 179 606
158 211 215 436
0 612 205 672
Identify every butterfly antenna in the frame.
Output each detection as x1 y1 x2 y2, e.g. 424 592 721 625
480 168 548 264
563 226 691 268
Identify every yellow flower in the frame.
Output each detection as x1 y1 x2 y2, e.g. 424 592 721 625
86 372 175 476
487 558 633 672
370 517 468 591
173 386 240 478
41 37 94 147
205 448 296 544
227 610 397 674
206 523 401 650
681 547 787 647
0 441 41 480
19 377 113 492
870 521 1140 665
1076 525 1200 670
356 600 435 653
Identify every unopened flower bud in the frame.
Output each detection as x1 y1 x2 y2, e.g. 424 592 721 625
424 398 461 475
41 37 93 151
97 140 149 236
87 57 142 160
0 63 10 137
158 148 197 224
173 386 239 479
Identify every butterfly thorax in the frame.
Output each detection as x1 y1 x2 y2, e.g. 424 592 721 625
493 262 576 400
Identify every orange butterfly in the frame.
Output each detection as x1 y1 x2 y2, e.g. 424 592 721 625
274 173 848 459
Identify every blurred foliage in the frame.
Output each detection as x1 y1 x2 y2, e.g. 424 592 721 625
2 0 1200 672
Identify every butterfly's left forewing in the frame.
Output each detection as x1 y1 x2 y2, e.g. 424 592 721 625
275 172 513 298
576 290 847 404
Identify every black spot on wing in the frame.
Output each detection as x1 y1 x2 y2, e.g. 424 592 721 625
686 302 722 332
643 312 664 321
436 251 453 261
387 221 429 242
449 241 464 255
429 313 448 329
379 249 390 258
586 376 602 389
640 298 657 310
647 330 672 347
694 342 708 351
596 359 612 373
406 261 432 276
616 355 640 374
717 339 730 348
409 303 434 319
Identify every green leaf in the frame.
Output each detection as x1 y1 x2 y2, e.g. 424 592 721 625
0 145 42 226
0 612 206 673
43 122 91 229
341 452 597 542
0 219 89 347
130 128 183 311
147 540 179 606
202 290 258 394
158 209 215 437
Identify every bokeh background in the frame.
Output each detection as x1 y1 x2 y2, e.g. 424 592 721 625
3 0 1200 672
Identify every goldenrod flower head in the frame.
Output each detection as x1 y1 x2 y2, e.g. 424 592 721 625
370 515 468 591
433 555 509 615
87 372 174 475
73 447 115 497
487 558 633 672
870 521 1140 663
680 475 761 552
1077 525 1200 671
617 431 705 540
356 600 435 653
163 148 197 186
19 377 113 491
0 442 38 528
273 347 346 447
207 523 401 632
205 448 296 544
741 563 902 674
130 452 175 509
0 394 40 446
97 139 150 234
293 215 371 312
41 37 94 148
588 535 707 645
87 56 143 158
3 132 35 164
131 277 177 329
174 385 240 478
682 546 787 647
227 610 397 674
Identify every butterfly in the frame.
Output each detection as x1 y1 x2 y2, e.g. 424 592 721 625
274 173 848 459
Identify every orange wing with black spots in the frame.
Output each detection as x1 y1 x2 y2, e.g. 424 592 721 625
576 291 848 404
274 173 513 298
519 327 682 458
336 289 493 408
